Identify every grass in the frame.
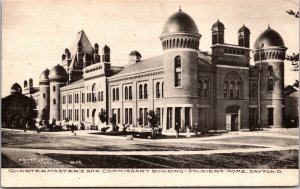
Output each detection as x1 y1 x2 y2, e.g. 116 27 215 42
1 153 22 168
2 130 262 151
43 150 298 169
206 136 298 147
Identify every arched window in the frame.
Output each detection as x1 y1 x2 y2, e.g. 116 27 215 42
204 80 209 97
53 86 56 92
230 82 235 98
144 84 148 99
236 82 242 98
112 88 115 101
43 93 46 98
129 86 132 100
224 81 228 97
156 82 160 98
174 56 182 87
53 98 56 105
139 84 143 99
198 81 203 97
125 86 128 100
162 82 164 98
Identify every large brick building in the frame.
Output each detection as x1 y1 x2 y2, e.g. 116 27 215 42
17 9 288 133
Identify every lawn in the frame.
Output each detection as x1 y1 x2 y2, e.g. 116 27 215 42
206 136 298 147
2 130 263 151
43 150 298 169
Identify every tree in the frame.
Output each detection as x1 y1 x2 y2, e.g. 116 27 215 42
98 110 107 123
285 53 299 71
147 110 161 138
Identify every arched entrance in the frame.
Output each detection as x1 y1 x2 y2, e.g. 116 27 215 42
226 105 240 131
92 109 96 125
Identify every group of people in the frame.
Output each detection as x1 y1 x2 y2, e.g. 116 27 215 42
174 122 200 138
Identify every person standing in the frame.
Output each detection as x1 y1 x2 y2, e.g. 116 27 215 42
175 122 180 138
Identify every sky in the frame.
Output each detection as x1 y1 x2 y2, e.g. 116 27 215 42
2 0 299 97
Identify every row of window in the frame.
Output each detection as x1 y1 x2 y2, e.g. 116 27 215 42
224 81 242 98
62 91 104 104
112 82 164 101
198 80 210 97
63 109 89 121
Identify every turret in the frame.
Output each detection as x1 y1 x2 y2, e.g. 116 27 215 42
38 68 50 120
128 50 142 64
102 45 110 63
11 83 22 95
93 43 101 63
238 25 250 48
252 26 287 128
211 19 224 45
49 64 68 121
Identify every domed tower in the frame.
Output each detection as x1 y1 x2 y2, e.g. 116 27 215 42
11 83 22 95
129 50 142 64
160 9 201 133
212 20 224 45
102 45 110 63
160 8 201 98
49 64 68 121
238 25 250 48
252 26 287 128
38 68 50 120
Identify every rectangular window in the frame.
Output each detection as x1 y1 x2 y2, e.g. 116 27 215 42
87 109 89 118
68 94 72 104
68 109 72 120
62 95 66 104
53 86 56 91
117 108 120 124
144 108 148 126
249 108 257 128
139 108 143 125
63 109 66 120
156 108 161 126
129 108 132 124
175 72 181 87
82 109 85 121
82 93 85 103
43 93 46 99
125 108 128 124
101 91 104 101
167 107 172 129
268 107 274 126
268 79 274 91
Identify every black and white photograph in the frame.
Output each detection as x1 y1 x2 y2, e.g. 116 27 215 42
1 0 299 187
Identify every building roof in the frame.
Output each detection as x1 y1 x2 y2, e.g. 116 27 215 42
11 83 22 94
69 30 94 56
254 26 285 49
49 64 68 78
238 25 250 34
212 19 224 29
109 55 163 79
161 9 199 37
60 79 84 91
129 50 142 57
39 68 50 80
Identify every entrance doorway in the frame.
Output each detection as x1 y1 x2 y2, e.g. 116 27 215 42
226 105 240 131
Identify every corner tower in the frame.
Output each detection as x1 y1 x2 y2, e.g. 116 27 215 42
49 64 68 121
38 69 50 120
160 8 201 133
252 26 287 128
160 8 201 98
